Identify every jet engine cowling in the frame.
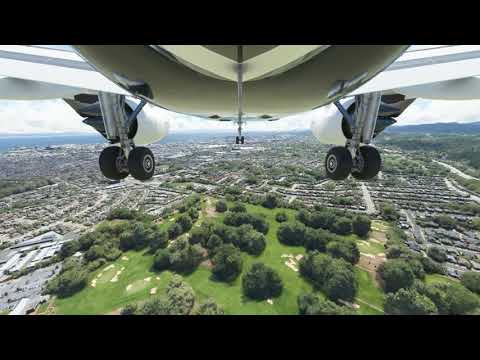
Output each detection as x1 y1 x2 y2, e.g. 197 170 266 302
77 97 171 146
124 98 170 146
310 97 400 145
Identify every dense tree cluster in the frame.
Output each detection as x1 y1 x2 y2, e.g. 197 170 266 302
0 178 54 199
384 287 438 315
427 246 447 263
223 211 269 234
299 252 358 302
196 298 225 315
295 208 371 237
242 263 283 300
461 271 480 294
277 221 360 265
297 293 354 315
134 275 196 315
433 215 457 230
45 259 88 298
153 238 204 274
379 202 400 222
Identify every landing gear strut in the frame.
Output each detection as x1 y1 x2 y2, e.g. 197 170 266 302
98 93 155 181
235 45 245 145
325 93 382 181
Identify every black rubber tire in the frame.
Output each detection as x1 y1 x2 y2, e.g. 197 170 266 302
351 145 381 180
99 146 128 180
325 146 353 180
240 136 245 144
235 136 240 144
128 146 155 181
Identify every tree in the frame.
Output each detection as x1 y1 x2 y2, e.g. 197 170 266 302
330 217 352 235
433 215 457 230
149 228 168 251
197 298 225 315
176 214 193 233
352 215 371 237
304 228 335 252
136 275 196 315
380 203 400 221
168 223 183 240
206 234 223 256
121 303 138 315
461 271 480 294
45 267 88 298
153 248 171 271
297 293 354 315
215 200 228 213
384 288 438 315
169 239 204 274
275 211 288 223
230 202 246 213
212 244 243 282
298 252 357 302
242 263 283 300
323 259 358 302
378 259 416 293
326 239 360 265
189 225 211 246
60 240 80 259
427 246 447 263
416 281 480 315
262 192 279 209
277 221 307 246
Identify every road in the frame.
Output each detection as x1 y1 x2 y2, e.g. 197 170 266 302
445 178 480 203
360 183 376 214
404 210 427 243
433 160 479 180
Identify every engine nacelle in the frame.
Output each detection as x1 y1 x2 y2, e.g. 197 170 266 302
310 98 355 146
125 99 171 146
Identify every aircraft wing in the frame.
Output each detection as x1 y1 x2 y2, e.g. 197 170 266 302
349 45 480 96
0 45 128 95
2 45 480 106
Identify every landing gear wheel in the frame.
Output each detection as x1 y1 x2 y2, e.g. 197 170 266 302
351 145 381 180
325 146 353 180
99 146 129 180
235 136 240 145
128 146 155 181
240 136 244 144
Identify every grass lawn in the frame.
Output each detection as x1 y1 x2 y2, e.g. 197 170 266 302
53 199 390 315
425 273 459 286
355 267 384 315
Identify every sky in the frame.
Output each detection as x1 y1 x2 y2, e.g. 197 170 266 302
0 98 480 135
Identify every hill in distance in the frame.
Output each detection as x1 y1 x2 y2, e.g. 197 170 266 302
386 121 480 134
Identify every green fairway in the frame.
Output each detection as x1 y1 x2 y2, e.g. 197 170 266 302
355 267 384 315
53 200 393 315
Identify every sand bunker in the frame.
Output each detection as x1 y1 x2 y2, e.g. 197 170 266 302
283 254 301 272
267 299 273 305
91 279 97 288
144 277 152 282
126 284 132 292
121 256 129 261
150 287 157 295
111 269 123 283
360 252 375 258
156 276 161 280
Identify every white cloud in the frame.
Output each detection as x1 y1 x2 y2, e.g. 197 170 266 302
397 98 480 125
1 97 480 135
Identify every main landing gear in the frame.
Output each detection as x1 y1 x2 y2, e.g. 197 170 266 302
325 93 382 181
98 92 155 181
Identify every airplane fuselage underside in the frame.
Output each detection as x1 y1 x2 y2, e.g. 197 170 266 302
73 45 408 119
